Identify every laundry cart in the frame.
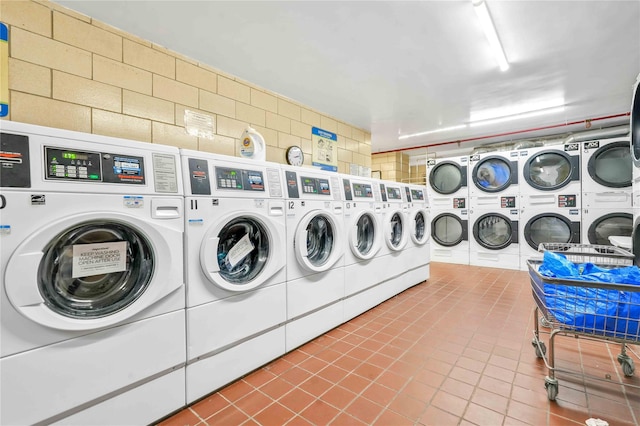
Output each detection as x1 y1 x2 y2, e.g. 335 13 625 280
528 243 640 401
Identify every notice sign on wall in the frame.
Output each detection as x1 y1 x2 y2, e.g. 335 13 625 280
72 242 128 278
311 127 338 172
0 22 8 117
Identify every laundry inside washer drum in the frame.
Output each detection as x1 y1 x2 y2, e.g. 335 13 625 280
217 217 268 284
389 212 404 247
356 214 375 255
306 215 334 267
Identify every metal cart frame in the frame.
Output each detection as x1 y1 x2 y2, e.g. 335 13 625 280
529 243 640 401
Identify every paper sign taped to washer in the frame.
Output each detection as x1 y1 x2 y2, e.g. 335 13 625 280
225 234 254 268
72 242 128 278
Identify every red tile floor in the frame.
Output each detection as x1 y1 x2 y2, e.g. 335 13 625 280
159 263 640 425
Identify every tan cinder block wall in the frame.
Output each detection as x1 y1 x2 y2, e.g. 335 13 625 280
371 152 409 182
1 0 372 172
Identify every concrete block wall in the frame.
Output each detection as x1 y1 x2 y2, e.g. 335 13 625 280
1 0 372 172
371 151 410 182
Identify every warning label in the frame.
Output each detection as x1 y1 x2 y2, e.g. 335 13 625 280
72 241 128 278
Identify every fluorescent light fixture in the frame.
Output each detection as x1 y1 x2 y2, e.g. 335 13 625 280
399 124 468 140
472 0 509 71
470 105 565 127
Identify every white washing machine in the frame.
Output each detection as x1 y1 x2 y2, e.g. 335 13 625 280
469 195 520 270
581 138 632 200
628 73 640 264
282 165 344 352
430 198 470 265
468 150 520 199
427 155 469 210
519 196 581 269
0 121 186 425
180 150 287 403
519 142 581 203
401 183 431 289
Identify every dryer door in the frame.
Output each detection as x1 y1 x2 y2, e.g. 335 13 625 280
429 161 467 195
295 210 343 272
524 213 580 250
349 210 380 260
4 213 180 330
473 213 517 250
410 208 430 245
587 212 633 245
200 213 285 292
472 156 517 193
431 213 468 247
631 74 640 167
384 209 408 251
523 150 579 190
586 141 631 188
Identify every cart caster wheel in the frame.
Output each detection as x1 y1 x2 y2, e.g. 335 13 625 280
618 354 635 377
540 316 551 328
532 339 546 358
544 378 558 401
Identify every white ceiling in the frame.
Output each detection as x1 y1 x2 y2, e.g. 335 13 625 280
54 1 640 156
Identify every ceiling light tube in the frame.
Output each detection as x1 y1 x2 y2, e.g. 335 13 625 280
472 0 509 71
399 124 468 140
469 106 566 127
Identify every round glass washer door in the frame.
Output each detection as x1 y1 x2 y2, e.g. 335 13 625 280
200 213 285 292
432 213 465 247
429 161 466 195
384 210 408 251
410 209 430 245
295 210 344 273
523 150 575 190
472 157 514 192
587 141 632 188
524 213 578 250
587 212 633 245
631 78 640 166
473 213 514 250
349 210 380 260
4 213 180 331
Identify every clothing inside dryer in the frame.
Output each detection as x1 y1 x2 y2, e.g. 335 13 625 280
529 153 571 187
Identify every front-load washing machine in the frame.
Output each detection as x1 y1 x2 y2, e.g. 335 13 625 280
282 165 344 351
180 150 287 403
401 183 431 289
427 155 469 210
430 197 469 265
0 121 186 425
582 208 633 246
519 195 581 269
469 195 519 270
468 150 519 199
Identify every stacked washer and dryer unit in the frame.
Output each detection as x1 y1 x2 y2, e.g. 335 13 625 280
180 151 288 403
468 150 520 269
427 156 470 264
518 142 582 269
0 122 186 425
631 74 640 265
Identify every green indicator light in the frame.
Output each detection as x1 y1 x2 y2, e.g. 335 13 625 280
89 174 100 179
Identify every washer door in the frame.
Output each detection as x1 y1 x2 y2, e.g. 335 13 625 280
524 213 580 250
4 213 179 331
384 210 408 251
523 150 579 190
295 210 343 272
431 213 467 247
587 141 631 188
200 213 284 292
587 212 633 245
349 210 380 260
472 156 517 192
429 161 467 195
631 76 640 167
473 213 518 250
410 208 430 245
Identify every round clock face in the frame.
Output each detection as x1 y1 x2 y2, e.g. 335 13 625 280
286 146 304 166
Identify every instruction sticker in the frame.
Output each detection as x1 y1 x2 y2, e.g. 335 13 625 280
72 242 128 278
225 234 254 268
152 153 179 193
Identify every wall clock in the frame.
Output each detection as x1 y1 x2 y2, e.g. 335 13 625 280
286 146 304 166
